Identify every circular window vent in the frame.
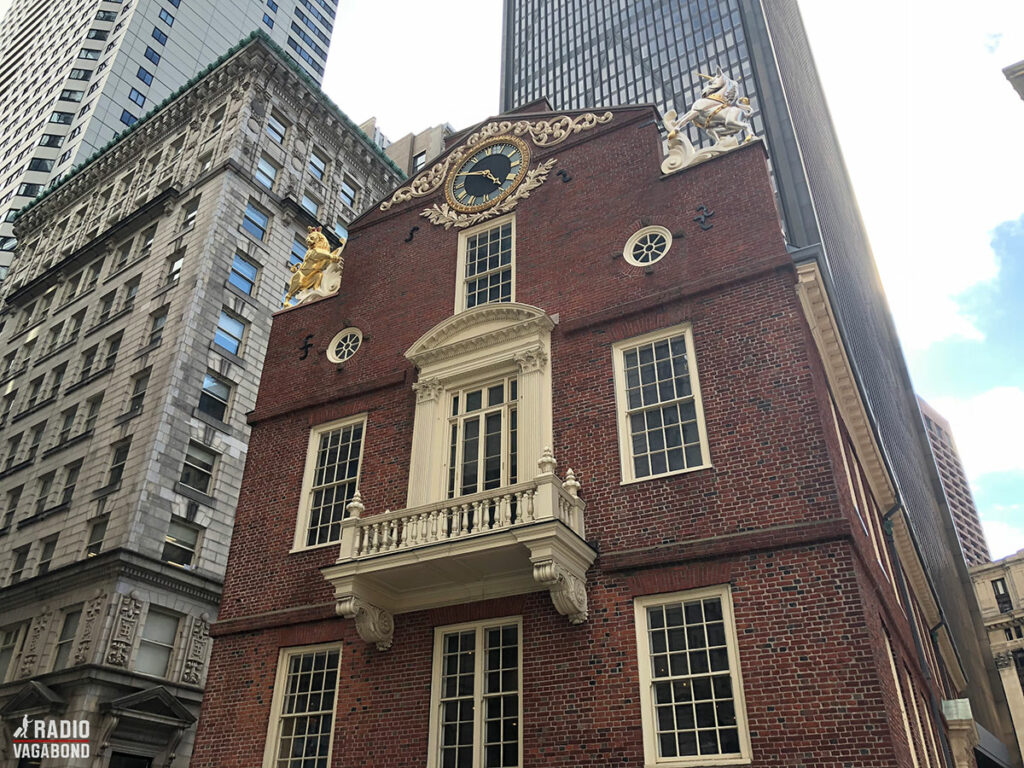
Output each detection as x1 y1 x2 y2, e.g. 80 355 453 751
326 328 363 363
623 226 673 266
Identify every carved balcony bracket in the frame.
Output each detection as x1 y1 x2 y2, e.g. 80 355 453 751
532 558 589 624
336 595 394 651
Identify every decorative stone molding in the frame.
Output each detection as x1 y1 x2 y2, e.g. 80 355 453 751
942 699 980 768
994 651 1014 670
18 608 52 678
380 112 613 212
106 593 143 667
421 159 557 230
180 614 211 685
514 346 549 374
72 591 108 666
412 377 444 403
532 559 589 624
336 596 394 651
537 446 557 475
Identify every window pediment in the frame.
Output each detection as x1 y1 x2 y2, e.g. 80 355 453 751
405 302 555 372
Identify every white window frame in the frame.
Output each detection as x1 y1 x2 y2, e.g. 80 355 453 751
292 414 367 552
427 616 523 768
611 323 711 484
262 643 342 768
455 213 516 313
633 586 751 767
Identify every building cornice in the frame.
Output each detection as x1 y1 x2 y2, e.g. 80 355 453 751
0 548 223 611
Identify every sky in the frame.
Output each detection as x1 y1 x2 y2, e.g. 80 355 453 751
320 0 1024 560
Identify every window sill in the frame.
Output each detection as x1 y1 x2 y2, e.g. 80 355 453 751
56 284 97 313
209 343 246 368
619 463 713 486
17 502 70 529
0 368 26 387
113 408 142 426
224 280 258 307
64 365 114 395
7 318 46 343
174 482 216 507
152 279 179 299
11 396 57 424
134 340 163 359
0 459 34 481
92 481 122 500
34 339 77 367
192 407 233 434
42 429 93 459
85 306 132 338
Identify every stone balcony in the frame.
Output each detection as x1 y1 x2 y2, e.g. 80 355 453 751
322 452 596 650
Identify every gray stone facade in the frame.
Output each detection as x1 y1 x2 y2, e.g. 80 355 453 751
0 0 338 280
0 34 401 767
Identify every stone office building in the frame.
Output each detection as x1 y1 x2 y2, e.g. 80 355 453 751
0 32 401 768
191 101 1008 767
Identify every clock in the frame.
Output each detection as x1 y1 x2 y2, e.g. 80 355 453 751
445 136 531 213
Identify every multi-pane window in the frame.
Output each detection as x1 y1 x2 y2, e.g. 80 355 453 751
994 578 1012 613
104 332 122 368
37 536 58 575
197 373 231 421
413 150 427 173
58 406 77 443
128 88 146 107
255 156 278 189
9 546 29 584
136 610 178 676
2 487 21 530
182 198 199 228
85 518 107 556
308 151 326 180
145 46 161 65
61 461 82 505
158 8 174 25
166 251 184 284
152 26 168 44
26 421 46 462
163 519 199 567
301 194 320 216
213 311 245 356
242 202 269 240
446 377 517 500
228 254 259 295
290 236 306 267
267 112 288 144
613 325 709 482
4 433 22 470
634 587 749 765
107 440 130 486
136 66 153 85
129 370 150 414
34 472 55 515
299 418 364 548
428 619 521 768
149 309 168 346
180 441 217 494
265 645 341 768
339 178 357 208
83 395 103 432
53 608 82 669
123 278 140 310
460 219 513 310
0 625 23 681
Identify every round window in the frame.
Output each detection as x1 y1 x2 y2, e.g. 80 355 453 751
326 328 362 363
623 226 673 266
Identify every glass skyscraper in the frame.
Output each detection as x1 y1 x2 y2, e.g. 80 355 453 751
501 0 1019 761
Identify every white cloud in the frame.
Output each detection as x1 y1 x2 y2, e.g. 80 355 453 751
800 1 1024 351
931 387 1024 480
981 518 1024 561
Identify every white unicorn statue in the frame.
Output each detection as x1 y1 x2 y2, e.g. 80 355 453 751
661 67 756 174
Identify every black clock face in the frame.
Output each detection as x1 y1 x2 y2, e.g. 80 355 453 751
446 138 530 212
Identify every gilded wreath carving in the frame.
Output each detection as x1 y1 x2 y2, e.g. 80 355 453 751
379 112 613 212
421 159 557 230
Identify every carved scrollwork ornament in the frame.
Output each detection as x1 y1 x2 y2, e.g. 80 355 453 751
421 159 557 230
413 377 444 403
533 560 588 624
514 346 549 374
337 596 394 651
380 112 613 212
994 651 1014 670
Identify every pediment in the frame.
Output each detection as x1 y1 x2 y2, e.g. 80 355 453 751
405 303 555 369
0 681 64 718
102 686 195 725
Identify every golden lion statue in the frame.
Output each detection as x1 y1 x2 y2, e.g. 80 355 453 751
283 226 345 306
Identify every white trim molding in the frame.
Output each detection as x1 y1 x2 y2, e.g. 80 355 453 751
633 585 752 767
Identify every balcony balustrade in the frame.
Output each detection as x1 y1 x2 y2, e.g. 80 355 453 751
322 450 596 650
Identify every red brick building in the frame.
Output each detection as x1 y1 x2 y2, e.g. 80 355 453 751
190 104 990 768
